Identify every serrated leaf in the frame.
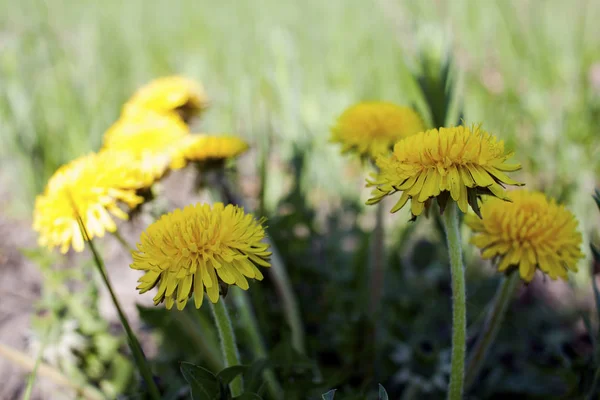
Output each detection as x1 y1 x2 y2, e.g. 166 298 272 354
321 389 336 400
233 393 263 400
180 362 221 400
378 384 389 400
217 365 248 386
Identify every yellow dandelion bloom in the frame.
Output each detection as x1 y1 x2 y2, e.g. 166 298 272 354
122 76 208 121
330 102 425 160
131 203 271 310
33 151 154 254
103 111 190 178
181 134 249 163
466 191 584 282
366 124 524 219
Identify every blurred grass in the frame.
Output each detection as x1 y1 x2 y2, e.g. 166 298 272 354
0 0 599 244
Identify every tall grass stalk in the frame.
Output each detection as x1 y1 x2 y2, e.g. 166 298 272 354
231 287 283 399
465 272 520 390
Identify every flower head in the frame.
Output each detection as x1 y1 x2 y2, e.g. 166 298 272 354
103 111 190 178
122 76 208 122
367 125 523 219
330 102 425 160
33 151 154 253
131 203 271 310
181 134 249 163
465 191 584 282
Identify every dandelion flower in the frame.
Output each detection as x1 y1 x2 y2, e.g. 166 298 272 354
123 76 208 122
330 102 425 160
131 203 271 310
103 111 190 178
33 151 154 253
181 134 249 163
466 191 584 282
367 125 523 219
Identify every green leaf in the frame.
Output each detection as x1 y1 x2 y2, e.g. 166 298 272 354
378 384 389 400
242 358 271 393
180 362 221 400
321 389 336 400
233 393 263 400
217 365 249 386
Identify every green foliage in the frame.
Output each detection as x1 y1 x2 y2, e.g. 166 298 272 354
23 248 135 398
4 0 600 398
180 363 221 400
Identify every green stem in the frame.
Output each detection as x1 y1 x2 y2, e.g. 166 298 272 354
22 324 51 400
210 299 243 396
442 203 466 400
369 201 385 315
77 219 161 400
465 272 520 390
216 173 306 354
111 229 133 251
231 287 283 399
267 242 306 353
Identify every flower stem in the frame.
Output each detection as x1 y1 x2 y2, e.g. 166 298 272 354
464 272 520 390
231 287 283 399
210 299 243 396
76 219 161 400
442 202 466 400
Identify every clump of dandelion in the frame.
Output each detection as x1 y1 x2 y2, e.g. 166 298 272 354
33 151 155 253
367 124 524 220
102 111 190 179
330 102 425 161
365 124 523 400
130 202 271 311
122 76 208 122
463 190 584 389
466 190 584 282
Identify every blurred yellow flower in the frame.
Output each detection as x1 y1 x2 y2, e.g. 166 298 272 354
131 203 271 310
33 151 154 253
103 111 190 178
330 102 425 160
367 125 523 219
465 191 584 282
122 76 208 122
181 134 249 163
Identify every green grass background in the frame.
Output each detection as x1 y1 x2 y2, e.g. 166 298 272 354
1 0 599 244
